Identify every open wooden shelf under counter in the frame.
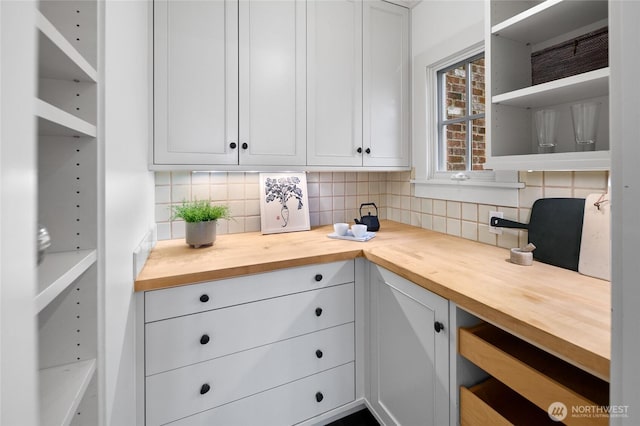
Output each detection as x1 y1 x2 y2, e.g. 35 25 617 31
461 377 558 426
459 322 609 426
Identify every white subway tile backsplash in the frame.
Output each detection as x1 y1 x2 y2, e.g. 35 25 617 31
447 201 461 219
544 171 572 187
433 200 447 217
446 218 461 237
544 187 572 198
461 203 477 222
155 170 607 255
155 186 171 204
432 215 447 233
461 221 478 241
574 171 608 189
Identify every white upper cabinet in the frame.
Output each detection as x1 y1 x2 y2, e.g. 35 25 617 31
153 0 409 170
153 0 305 168
238 0 307 166
363 0 410 168
154 0 238 165
485 0 610 171
307 0 363 167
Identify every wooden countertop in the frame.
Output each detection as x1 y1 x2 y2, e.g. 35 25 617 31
135 220 611 381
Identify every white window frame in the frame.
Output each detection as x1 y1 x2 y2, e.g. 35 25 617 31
412 33 522 207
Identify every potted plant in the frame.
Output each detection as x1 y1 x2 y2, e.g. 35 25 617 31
171 200 232 248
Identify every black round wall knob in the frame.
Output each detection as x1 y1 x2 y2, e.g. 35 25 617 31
315 307 323 317
199 294 209 303
200 383 211 395
316 349 323 359
200 334 210 345
315 392 324 403
314 274 323 282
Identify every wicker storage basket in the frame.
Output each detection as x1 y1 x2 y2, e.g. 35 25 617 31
531 27 608 85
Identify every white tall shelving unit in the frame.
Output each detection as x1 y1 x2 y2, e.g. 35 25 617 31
485 0 610 171
36 1 100 424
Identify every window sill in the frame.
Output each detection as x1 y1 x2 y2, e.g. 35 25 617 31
411 178 524 207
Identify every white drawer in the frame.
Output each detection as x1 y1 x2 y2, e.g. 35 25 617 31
145 260 354 322
145 282 354 376
166 362 356 426
146 323 355 426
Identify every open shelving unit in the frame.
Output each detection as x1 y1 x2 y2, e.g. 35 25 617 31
35 0 100 424
485 0 610 171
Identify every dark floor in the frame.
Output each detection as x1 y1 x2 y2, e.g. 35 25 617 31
326 408 380 426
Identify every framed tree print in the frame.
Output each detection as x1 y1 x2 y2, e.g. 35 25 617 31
259 173 310 234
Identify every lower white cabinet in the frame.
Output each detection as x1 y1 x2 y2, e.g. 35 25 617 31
167 362 355 426
142 261 356 425
368 265 450 426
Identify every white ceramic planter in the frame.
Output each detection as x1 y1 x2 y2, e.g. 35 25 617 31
185 220 217 248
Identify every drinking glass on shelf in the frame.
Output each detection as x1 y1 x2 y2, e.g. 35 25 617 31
571 102 601 152
534 109 558 153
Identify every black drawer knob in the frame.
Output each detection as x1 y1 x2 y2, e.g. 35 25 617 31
365 147 371 154
200 334 210 345
241 142 248 149
357 147 363 154
434 321 444 333
314 274 323 282
229 142 237 149
316 349 323 359
315 392 324 403
315 307 323 317
199 294 209 303
200 383 211 395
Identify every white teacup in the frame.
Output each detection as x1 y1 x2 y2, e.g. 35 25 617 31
351 224 368 238
333 223 349 236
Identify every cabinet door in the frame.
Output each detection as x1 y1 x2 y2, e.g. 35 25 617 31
307 0 363 166
238 0 306 166
369 265 449 426
363 1 410 168
154 0 239 165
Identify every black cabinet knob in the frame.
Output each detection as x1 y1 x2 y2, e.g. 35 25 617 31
200 383 211 395
316 349 323 359
241 142 248 149
200 334 210 345
434 321 444 333
315 307 323 317
357 147 363 154
365 147 371 154
314 274 323 282
199 294 210 303
229 142 237 149
315 392 324 403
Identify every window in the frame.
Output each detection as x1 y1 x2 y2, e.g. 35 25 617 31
412 36 522 207
437 54 485 172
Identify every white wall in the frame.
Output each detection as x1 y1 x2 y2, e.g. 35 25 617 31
0 2 38 424
102 1 154 424
411 0 484 180
610 1 640 424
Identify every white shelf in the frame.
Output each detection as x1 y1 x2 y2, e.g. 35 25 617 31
36 10 97 82
37 249 97 313
36 98 97 137
492 0 608 45
492 67 609 108
39 359 96 426
485 150 610 171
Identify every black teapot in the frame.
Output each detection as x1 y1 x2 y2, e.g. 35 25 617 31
354 203 380 232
